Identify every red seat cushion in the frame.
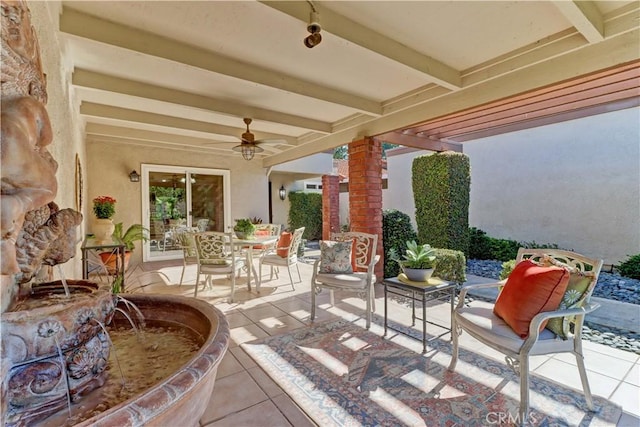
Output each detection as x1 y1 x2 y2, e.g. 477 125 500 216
276 232 292 258
493 259 570 338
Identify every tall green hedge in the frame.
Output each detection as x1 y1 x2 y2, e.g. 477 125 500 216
288 191 322 240
412 151 470 254
382 209 418 278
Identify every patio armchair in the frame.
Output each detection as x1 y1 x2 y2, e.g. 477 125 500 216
193 231 245 302
310 232 380 329
448 248 603 423
258 227 305 291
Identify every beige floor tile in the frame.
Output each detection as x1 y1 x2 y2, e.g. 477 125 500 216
242 304 289 322
216 351 245 379
247 366 285 398
204 400 292 427
229 346 257 370
582 340 640 363
610 382 640 417
271 394 317 427
554 348 635 380
617 411 640 427
533 358 619 398
224 311 253 328
229 323 270 348
200 370 269 424
624 363 640 387
256 314 306 336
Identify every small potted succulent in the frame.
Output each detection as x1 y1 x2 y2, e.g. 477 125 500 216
233 218 256 239
388 240 437 282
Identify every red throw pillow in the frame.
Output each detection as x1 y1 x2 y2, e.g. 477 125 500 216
493 259 570 338
252 229 271 249
351 238 358 272
276 232 292 258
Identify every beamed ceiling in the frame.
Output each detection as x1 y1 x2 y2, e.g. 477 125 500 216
58 1 640 166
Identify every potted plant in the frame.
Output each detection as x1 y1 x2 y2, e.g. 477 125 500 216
100 222 149 272
233 218 256 239
388 240 437 282
91 195 117 244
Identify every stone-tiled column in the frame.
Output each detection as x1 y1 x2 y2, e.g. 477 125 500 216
349 137 383 280
321 175 340 240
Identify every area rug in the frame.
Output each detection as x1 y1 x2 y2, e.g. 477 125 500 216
242 317 621 427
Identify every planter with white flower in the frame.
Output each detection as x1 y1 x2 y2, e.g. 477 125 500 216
388 240 438 282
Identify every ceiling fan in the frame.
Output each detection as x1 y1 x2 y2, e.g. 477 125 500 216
232 118 264 160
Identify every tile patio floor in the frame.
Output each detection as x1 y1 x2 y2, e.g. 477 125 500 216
129 254 640 427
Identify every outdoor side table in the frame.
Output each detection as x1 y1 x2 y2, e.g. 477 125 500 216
82 235 126 291
383 276 456 354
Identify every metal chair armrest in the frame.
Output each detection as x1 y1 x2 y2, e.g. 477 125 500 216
455 280 506 308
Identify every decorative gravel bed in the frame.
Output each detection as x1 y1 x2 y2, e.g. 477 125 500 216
466 259 640 354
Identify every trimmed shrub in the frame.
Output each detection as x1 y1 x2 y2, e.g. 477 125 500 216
469 227 493 260
288 191 322 240
499 259 516 280
412 151 470 254
382 209 417 278
618 254 640 280
433 248 467 284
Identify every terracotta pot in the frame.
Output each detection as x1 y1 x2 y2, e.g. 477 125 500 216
92 218 115 244
99 251 131 274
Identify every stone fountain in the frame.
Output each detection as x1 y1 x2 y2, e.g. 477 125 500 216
0 2 229 425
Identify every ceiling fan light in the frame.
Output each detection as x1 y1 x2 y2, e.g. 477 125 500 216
233 143 263 161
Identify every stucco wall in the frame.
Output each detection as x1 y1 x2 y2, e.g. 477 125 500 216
465 107 640 265
29 1 86 281
86 141 271 265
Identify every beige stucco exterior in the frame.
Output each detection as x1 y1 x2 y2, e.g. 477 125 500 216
383 107 640 266
465 107 640 266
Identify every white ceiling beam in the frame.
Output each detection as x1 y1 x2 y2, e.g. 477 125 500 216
261 1 461 90
552 1 604 43
80 102 297 144
87 135 237 157
60 7 382 116
86 122 230 147
73 69 332 134
263 29 640 167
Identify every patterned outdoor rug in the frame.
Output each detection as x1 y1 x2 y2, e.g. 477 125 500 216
242 317 621 427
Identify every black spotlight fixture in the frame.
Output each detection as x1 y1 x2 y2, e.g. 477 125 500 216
304 5 321 48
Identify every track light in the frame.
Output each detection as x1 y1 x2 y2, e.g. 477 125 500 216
304 6 322 48
304 32 322 48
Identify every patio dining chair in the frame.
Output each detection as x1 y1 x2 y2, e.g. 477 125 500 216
174 226 200 286
310 231 380 329
449 248 603 423
193 231 245 302
258 227 305 291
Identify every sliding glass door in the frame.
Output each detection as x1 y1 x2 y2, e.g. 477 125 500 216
141 165 230 262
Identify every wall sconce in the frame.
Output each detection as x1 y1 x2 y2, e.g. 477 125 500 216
129 170 140 182
279 185 287 201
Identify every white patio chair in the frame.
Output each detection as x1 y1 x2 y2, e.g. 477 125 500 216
449 248 603 423
258 227 305 291
174 227 200 286
193 232 245 302
310 231 380 329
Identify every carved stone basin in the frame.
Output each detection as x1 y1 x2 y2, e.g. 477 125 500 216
75 294 230 427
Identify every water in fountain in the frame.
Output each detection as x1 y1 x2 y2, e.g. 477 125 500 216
55 265 71 298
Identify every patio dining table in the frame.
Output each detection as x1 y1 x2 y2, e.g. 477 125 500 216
232 235 279 291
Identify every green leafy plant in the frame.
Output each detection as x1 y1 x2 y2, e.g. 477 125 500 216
382 209 418 278
432 248 467 284
499 259 517 280
388 240 437 269
618 254 640 280
112 222 149 251
233 218 256 234
412 151 470 255
288 191 322 240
